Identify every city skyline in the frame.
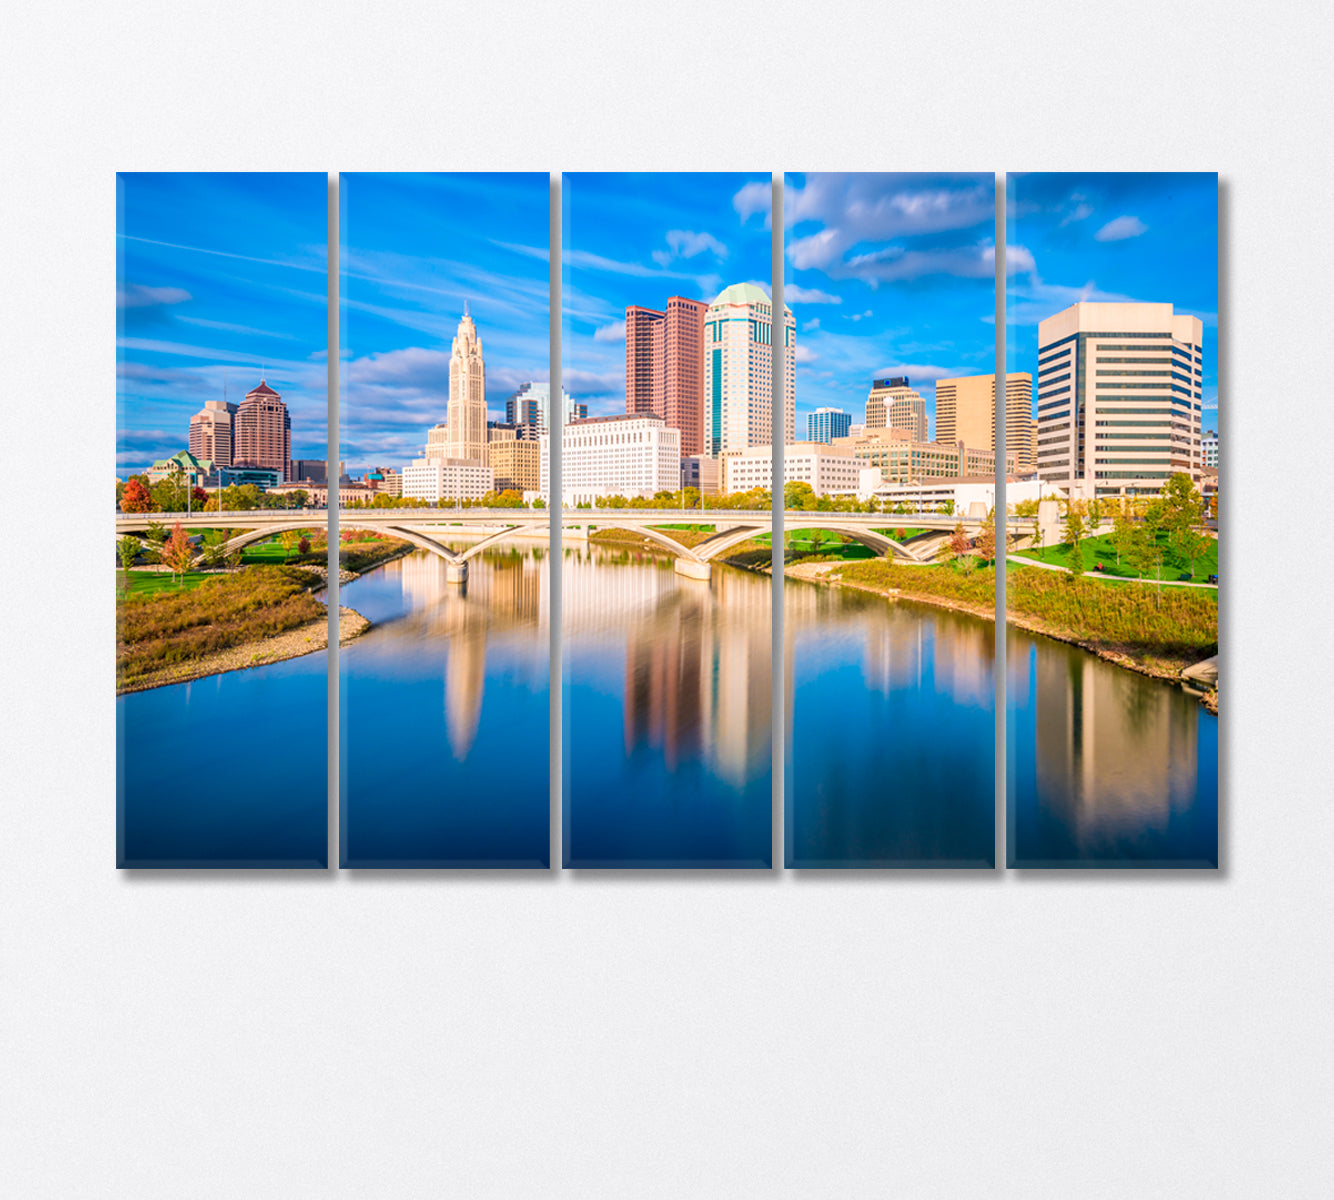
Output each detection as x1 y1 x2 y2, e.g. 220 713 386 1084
116 172 328 476
783 172 998 436
562 172 773 419
339 172 550 470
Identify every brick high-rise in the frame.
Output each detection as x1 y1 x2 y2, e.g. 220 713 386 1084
234 380 291 480
624 296 708 456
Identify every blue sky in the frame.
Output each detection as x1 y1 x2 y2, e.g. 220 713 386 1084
1007 172 1218 425
784 173 997 438
116 173 327 476
562 172 773 417
340 173 549 471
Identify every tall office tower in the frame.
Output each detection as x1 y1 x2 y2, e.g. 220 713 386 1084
1036 301 1204 496
865 376 927 441
447 305 489 464
506 382 582 439
702 283 794 457
234 380 291 480
807 406 852 444
625 305 664 416
623 296 708 455
934 372 1036 472
188 398 237 466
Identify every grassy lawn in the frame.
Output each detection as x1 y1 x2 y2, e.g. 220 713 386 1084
119 570 216 597
1012 531 1218 584
116 565 325 689
240 534 324 565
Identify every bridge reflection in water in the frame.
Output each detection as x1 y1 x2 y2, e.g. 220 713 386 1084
563 544 772 869
1007 631 1217 867
338 543 550 868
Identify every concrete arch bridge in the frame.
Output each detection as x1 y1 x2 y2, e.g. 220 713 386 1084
115 508 1025 582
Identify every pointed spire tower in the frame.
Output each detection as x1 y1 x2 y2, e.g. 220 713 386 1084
448 305 488 464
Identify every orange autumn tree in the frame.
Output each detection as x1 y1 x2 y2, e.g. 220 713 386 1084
159 522 195 583
121 477 153 513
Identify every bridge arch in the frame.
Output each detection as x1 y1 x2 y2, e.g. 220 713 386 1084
750 518 923 562
218 521 465 565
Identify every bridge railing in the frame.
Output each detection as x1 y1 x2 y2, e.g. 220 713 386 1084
115 507 1006 524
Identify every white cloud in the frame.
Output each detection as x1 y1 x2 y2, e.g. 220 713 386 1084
1059 199 1094 226
117 283 191 309
802 317 821 332
1094 215 1148 242
843 310 873 322
784 284 842 304
594 319 626 342
651 229 728 267
793 345 818 364
733 181 772 224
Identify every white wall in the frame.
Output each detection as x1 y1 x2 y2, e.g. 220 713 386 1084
2 4 1332 1198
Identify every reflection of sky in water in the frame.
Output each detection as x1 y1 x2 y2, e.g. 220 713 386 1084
787 583 995 868
1007 631 1217 868
564 546 772 868
340 546 549 868
118 651 329 867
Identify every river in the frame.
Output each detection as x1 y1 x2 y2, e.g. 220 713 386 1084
117 543 1217 870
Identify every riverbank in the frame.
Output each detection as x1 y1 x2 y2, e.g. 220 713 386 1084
784 557 1219 712
116 606 370 695
116 563 379 695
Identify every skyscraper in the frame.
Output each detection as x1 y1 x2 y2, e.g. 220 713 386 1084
1035 301 1204 496
506 382 585 439
623 296 708 455
234 380 291 480
702 283 794 457
188 398 237 467
806 406 852 444
934 372 1036 473
447 305 488 464
865 377 927 441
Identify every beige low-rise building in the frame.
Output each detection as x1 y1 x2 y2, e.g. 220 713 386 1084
935 372 1036 473
489 438 541 495
832 428 1015 484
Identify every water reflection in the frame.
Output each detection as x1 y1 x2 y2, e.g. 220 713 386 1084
564 546 771 868
117 652 329 867
1007 630 1217 867
339 544 549 868
786 581 995 868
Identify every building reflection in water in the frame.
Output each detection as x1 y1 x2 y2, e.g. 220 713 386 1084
393 545 545 759
1021 639 1200 852
563 547 772 786
784 579 995 868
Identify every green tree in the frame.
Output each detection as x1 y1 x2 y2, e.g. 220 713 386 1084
785 480 816 510
1159 472 1202 536
279 529 302 562
1171 527 1212 579
116 535 140 593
